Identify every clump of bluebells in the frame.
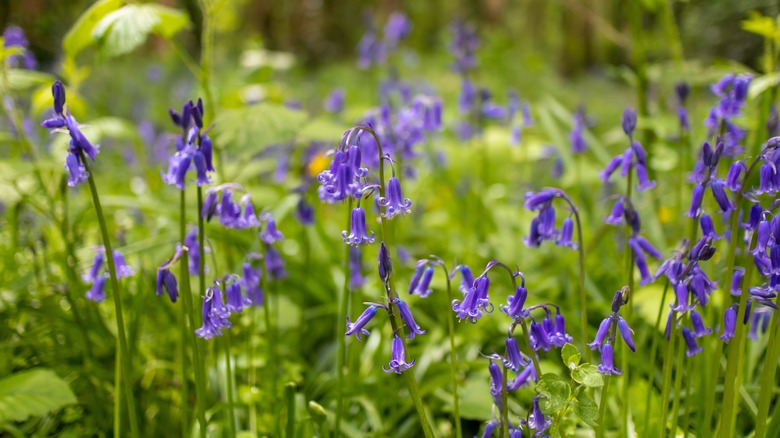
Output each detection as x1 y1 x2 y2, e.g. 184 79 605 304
83 248 134 302
163 98 214 190
524 188 577 249
704 74 752 156
589 288 635 374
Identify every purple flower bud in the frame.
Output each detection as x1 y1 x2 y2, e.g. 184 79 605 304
725 161 745 191
589 316 612 351
294 199 314 226
690 310 712 338
488 361 504 395
758 163 774 194
201 136 215 172
52 81 66 116
620 147 634 177
711 180 735 212
193 150 210 186
743 204 762 231
507 363 537 391
346 305 378 341
457 265 475 293
260 217 284 243
413 266 434 297
481 422 498 438
605 198 625 225
156 268 178 303
86 275 106 302
617 316 636 352
622 108 637 137
682 327 703 356
731 267 744 296
687 185 705 218
700 214 722 240
556 217 576 249
671 281 694 312
720 306 737 343
383 335 415 374
396 299 425 339
201 191 219 221
342 207 375 246
377 242 392 282
675 82 690 103
597 343 622 375
635 163 656 191
501 286 529 319
113 250 134 279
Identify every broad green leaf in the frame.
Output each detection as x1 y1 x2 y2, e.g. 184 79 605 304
561 343 581 369
535 373 571 415
0 369 77 423
572 391 599 427
4 69 54 91
63 0 123 57
215 104 307 156
572 364 604 388
92 4 189 58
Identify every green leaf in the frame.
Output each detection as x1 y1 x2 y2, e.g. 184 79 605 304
3 69 54 91
0 369 77 423
571 364 604 388
535 373 571 415
571 391 599 427
92 4 189 58
63 0 123 57
561 343 581 369
741 12 779 42
214 104 307 156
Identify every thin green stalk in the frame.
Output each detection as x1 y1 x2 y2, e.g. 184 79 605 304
438 263 462 438
670 331 686 434
79 151 139 437
262 267 276 428
682 357 693 437
642 280 670 435
190 188 209 438
335 198 353 436
621 168 634 437
180 294 190 435
114 347 122 437
659 319 679 434
702 340 723 436
596 375 611 438
224 332 237 437
560 194 589 362
501 366 509 438
755 307 780 437
285 382 297 438
354 126 433 438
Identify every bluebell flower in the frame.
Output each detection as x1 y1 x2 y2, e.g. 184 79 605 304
622 108 637 138
383 335 415 374
529 320 551 352
456 264 475 293
690 310 712 338
549 307 574 347
202 190 219 221
748 309 772 340
384 11 412 49
346 305 378 341
617 316 636 352
503 337 527 371
481 421 498 438
411 266 434 297
597 343 622 375
450 19 479 73
711 179 735 212
488 361 504 400
700 214 722 241
589 316 612 351
681 327 703 357
378 176 412 218
671 281 695 312
184 229 200 275
556 217 576 249
342 207 375 246
357 28 386 69
605 198 625 225
195 285 232 339
409 261 426 293
731 267 745 296
324 88 345 114
113 250 134 279
3 26 37 69
83 251 104 283
523 395 552 437
156 267 179 303
225 278 251 312
396 299 425 339
501 286 529 320
686 185 705 218
507 362 537 391
295 198 315 226
86 275 107 302
265 244 287 280
241 195 261 229
452 276 492 323
219 189 243 228
570 106 588 154
260 215 285 243
241 262 263 306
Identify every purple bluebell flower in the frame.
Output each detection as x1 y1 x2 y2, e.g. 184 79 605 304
635 162 656 191
601 156 623 182
529 320 551 352
748 309 772 340
457 265 475 293
617 316 636 352
725 161 745 191
711 179 735 212
681 327 703 357
523 395 552 437
501 286 529 320
731 267 744 296
508 363 537 391
202 191 219 221
295 198 315 226
3 26 37 69
86 276 107 302
605 198 625 225
64 152 88 187
378 176 412 218
383 335 415 374
324 88 345 114
156 267 179 303
396 299 425 339
622 108 637 138
556 217 576 249
225 278 251 312
342 207 375 246
260 216 284 243
195 285 232 339
346 305 378 341
589 316 612 351
411 266 434 297
83 251 104 283
503 337 526 371
481 421 498 438
219 190 243 228
549 307 574 347
265 244 287 280
112 250 134 279
700 214 722 240
488 361 504 398
686 185 705 218
671 281 694 312
570 106 587 154
452 276 492 323
193 151 210 186
241 262 263 306
597 343 622 375
384 12 412 49
184 229 200 275
450 19 479 73
241 196 261 228
357 28 386 69
690 310 712 338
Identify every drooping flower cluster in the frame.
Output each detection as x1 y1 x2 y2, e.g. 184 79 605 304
195 274 259 340
408 259 436 297
201 185 261 230
3 26 37 69
704 73 752 156
41 81 101 187
675 82 690 131
83 248 134 302
687 139 740 216
163 98 215 190
357 11 411 70
570 105 589 154
452 271 493 323
450 19 479 74
600 108 655 191
524 188 576 249
590 288 635 375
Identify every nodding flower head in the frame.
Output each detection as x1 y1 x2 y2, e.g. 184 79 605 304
86 276 107 302
529 320 551 352
225 278 251 313
589 315 612 351
383 335 415 374
456 264 475 293
377 242 392 283
720 305 737 343
549 307 573 347
395 299 425 339
377 176 412 218
524 189 561 211
184 229 200 275
503 337 527 371
597 343 622 375
342 207 375 246
241 262 263 306
488 361 504 396
260 215 285 244
681 327 703 357
195 284 233 339
522 395 552 437
501 285 529 320
452 276 492 323
690 310 712 338
411 266 434 297
264 244 287 280
556 217 577 249
346 305 378 341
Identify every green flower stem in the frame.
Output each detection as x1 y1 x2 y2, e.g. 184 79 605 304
334 197 353 437
621 166 634 438
188 189 209 438
596 322 620 438
179 286 190 433
285 382 297 437
755 303 780 437
79 151 139 437
354 126 434 438
224 331 237 437
701 340 723 436
437 262 462 438
261 265 277 428
559 194 589 362
682 356 694 435
641 280 670 435
669 329 686 434
659 319 679 434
